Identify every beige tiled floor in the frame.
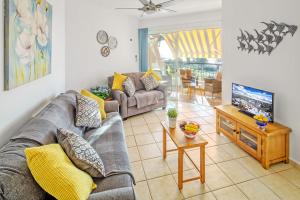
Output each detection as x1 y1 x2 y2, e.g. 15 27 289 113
124 101 300 200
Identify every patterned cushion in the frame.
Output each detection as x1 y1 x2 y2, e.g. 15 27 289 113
75 94 101 128
123 77 136 97
140 74 160 91
57 128 106 178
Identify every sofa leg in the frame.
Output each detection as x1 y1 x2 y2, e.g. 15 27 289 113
162 106 166 110
123 118 128 121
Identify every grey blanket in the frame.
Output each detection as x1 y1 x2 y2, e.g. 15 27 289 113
134 90 159 109
85 113 135 185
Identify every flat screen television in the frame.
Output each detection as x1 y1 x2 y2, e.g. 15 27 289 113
232 83 274 122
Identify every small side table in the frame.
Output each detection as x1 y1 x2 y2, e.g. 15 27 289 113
161 121 208 190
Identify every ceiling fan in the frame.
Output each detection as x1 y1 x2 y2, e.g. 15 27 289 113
115 0 180 16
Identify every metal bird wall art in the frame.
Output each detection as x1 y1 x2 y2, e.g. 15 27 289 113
237 20 298 55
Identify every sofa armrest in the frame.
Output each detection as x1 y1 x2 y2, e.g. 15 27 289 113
88 187 135 200
105 100 119 113
156 84 167 107
111 90 128 118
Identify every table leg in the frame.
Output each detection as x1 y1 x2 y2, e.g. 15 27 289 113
200 146 205 183
163 128 167 159
178 148 184 190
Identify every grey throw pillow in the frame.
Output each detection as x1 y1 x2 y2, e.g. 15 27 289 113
140 74 160 91
123 77 136 97
57 128 106 177
75 94 101 128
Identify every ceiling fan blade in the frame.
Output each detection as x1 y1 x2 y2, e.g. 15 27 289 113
139 0 150 6
161 8 177 13
157 0 181 8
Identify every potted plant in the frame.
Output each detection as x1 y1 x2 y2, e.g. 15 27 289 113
167 108 178 128
90 86 111 100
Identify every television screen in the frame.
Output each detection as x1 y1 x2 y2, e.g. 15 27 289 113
232 83 274 122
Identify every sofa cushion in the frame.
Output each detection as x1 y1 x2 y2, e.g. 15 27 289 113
76 94 101 128
108 72 145 91
57 128 106 178
25 144 97 200
140 74 160 91
127 90 164 107
123 77 136 97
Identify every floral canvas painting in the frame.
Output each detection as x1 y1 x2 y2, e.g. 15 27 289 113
4 0 52 90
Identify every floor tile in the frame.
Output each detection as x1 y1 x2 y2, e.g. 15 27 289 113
124 126 134 136
186 149 215 167
200 134 217 147
132 125 151 135
165 153 195 173
148 175 183 200
237 179 280 200
131 116 147 126
259 173 300 200
144 114 160 124
173 169 210 198
152 131 171 143
142 157 171 179
201 124 216 134
186 192 216 200
157 140 177 151
123 120 131 128
206 133 231 145
278 168 300 188
269 162 293 173
138 143 161 160
220 143 248 159
197 111 210 117
217 159 255 184
213 186 248 200
125 135 136 147
147 123 163 133
131 161 146 182
206 146 234 163
205 164 233 191
128 147 141 162
134 181 152 200
237 157 271 177
184 112 202 118
202 116 216 124
135 134 156 146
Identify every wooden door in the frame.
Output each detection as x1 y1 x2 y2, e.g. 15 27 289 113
218 114 237 142
236 124 262 160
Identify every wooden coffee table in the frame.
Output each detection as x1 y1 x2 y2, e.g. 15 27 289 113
161 121 208 190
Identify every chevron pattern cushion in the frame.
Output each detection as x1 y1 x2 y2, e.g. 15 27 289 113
57 128 105 178
75 94 101 128
123 77 136 97
140 74 160 91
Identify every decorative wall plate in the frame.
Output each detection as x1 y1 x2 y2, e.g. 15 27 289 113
101 46 110 57
108 36 118 49
97 30 108 44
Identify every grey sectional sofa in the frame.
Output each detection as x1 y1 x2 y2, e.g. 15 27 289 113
0 91 135 200
108 72 167 119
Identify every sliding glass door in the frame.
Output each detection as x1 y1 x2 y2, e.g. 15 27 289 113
148 28 222 104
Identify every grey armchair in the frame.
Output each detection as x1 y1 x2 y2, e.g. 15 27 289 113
108 72 167 119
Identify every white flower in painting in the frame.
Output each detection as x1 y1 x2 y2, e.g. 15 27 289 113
15 29 35 65
35 5 49 47
14 0 33 25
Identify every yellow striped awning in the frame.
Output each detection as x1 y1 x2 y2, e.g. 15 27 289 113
163 28 222 59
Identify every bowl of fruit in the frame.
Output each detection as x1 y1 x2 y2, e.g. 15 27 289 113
179 121 200 139
254 114 269 131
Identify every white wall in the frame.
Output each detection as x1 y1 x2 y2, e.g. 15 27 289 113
66 0 139 91
139 10 222 34
223 0 300 163
0 0 66 147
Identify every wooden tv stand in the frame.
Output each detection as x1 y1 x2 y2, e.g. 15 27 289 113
215 105 291 169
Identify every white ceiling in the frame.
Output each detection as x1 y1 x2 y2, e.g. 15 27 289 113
97 0 222 18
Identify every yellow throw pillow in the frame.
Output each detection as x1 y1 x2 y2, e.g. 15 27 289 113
25 144 97 200
112 72 127 91
143 67 161 81
81 89 107 119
